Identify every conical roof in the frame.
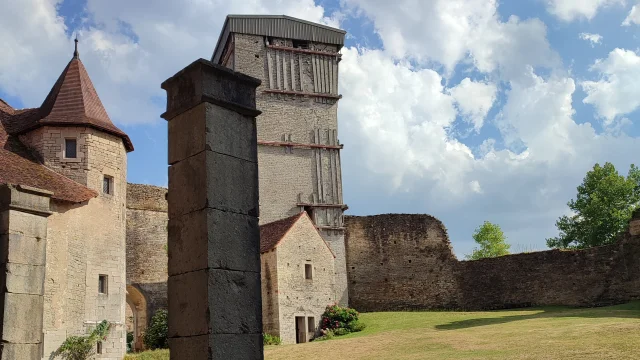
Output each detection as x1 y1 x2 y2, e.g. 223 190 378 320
10 50 133 151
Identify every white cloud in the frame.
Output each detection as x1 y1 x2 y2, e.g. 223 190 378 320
545 0 625 22
579 32 603 46
622 4 640 25
581 48 640 125
448 78 497 132
342 0 560 81
0 0 338 125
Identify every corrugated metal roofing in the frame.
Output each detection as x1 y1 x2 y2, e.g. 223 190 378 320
212 15 346 63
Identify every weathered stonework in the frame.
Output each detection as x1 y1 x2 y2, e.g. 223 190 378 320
345 213 640 312
162 58 263 359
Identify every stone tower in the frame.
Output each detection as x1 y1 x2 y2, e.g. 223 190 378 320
10 41 133 359
212 15 349 305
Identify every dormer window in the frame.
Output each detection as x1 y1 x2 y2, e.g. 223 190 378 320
64 138 77 158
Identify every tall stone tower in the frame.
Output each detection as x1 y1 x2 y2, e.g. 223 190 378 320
212 15 349 305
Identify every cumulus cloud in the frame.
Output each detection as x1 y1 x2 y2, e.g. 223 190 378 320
0 0 338 126
448 78 497 132
581 48 640 125
579 32 603 46
545 0 625 22
342 0 560 80
622 4 640 25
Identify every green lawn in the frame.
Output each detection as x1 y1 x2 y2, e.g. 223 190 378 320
126 302 640 360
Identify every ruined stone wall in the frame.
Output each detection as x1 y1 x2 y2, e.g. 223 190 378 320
345 214 640 312
125 183 168 324
345 214 460 312
275 215 335 344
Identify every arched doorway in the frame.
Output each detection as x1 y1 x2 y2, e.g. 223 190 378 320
126 285 148 352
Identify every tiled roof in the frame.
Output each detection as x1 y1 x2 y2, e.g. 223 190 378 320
0 103 98 203
260 212 305 253
5 57 133 152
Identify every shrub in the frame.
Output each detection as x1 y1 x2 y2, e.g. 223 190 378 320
127 332 134 353
55 320 111 360
333 328 349 336
320 304 361 330
347 320 366 333
263 333 282 345
313 329 335 341
143 310 168 350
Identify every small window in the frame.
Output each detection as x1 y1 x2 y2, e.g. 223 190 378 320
96 341 102 354
304 264 313 280
64 139 77 158
103 176 113 195
98 275 108 294
308 317 315 333
292 39 309 49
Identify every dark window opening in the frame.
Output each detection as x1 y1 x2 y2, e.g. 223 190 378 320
308 317 315 333
292 39 309 49
103 176 113 195
98 275 108 294
304 264 312 280
97 341 102 354
65 139 77 158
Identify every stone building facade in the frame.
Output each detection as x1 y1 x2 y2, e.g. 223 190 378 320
259 212 336 344
0 44 132 359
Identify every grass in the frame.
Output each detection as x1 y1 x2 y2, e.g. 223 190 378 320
125 301 640 360
123 349 169 360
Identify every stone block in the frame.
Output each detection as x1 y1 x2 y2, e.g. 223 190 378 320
167 150 258 218
167 270 208 338
168 334 208 360
0 343 42 360
168 103 257 165
4 263 45 295
629 219 640 236
208 269 262 335
209 333 264 360
0 234 46 266
161 59 261 121
0 185 52 216
1 293 43 343
4 210 48 239
168 208 260 276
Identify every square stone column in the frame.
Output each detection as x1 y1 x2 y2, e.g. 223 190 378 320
0 184 53 360
161 59 263 360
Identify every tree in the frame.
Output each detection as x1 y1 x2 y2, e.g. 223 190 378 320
465 221 510 260
546 162 640 249
143 309 168 350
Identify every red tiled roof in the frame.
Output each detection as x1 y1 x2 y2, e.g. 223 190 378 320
5 57 133 152
0 101 98 203
260 212 305 253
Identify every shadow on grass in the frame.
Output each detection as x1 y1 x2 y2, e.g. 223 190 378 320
435 301 640 330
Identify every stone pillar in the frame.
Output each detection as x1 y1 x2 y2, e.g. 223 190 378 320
161 59 263 360
0 184 53 359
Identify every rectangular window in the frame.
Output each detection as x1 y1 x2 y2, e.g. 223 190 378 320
98 275 108 294
96 341 102 354
304 263 313 280
64 139 77 158
103 176 113 195
292 39 309 49
307 317 315 333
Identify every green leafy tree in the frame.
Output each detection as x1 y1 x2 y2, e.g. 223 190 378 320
143 309 169 350
547 162 640 249
465 221 510 260
55 320 111 360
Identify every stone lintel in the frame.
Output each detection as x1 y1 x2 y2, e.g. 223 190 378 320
160 58 262 121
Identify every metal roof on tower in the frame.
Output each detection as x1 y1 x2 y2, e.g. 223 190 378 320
212 14 347 64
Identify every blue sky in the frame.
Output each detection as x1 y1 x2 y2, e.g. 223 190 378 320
2 0 640 257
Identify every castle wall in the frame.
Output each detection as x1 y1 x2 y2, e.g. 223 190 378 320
126 184 168 325
42 129 127 359
345 214 640 312
260 250 279 337
275 215 336 344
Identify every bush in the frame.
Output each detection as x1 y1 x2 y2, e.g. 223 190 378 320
347 320 366 333
55 320 111 360
127 332 134 353
263 333 282 345
313 329 335 342
333 328 349 336
320 304 360 331
143 310 168 350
